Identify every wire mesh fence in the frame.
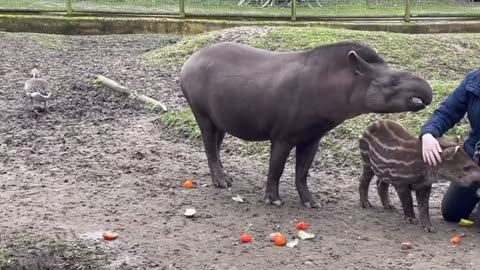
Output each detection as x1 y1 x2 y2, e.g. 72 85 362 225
0 0 480 18
295 0 406 17
185 0 291 16
411 0 480 16
0 0 66 11
72 0 179 14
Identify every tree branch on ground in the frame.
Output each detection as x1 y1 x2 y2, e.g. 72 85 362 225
93 74 167 112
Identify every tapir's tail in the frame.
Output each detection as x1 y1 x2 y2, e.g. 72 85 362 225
179 79 191 105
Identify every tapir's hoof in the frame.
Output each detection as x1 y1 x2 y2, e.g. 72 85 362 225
422 224 437 233
383 203 396 210
264 193 283 207
303 199 322 209
405 217 419 225
265 198 283 207
359 200 373 208
212 177 232 189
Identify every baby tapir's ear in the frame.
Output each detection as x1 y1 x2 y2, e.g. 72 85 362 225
441 146 460 161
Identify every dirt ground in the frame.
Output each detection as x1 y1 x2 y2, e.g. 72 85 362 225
1 28 480 270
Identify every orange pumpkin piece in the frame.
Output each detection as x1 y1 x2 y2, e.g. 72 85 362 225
240 233 252 243
270 232 282 242
103 232 118 240
451 236 462 244
296 221 309 230
274 234 287 246
184 180 196 188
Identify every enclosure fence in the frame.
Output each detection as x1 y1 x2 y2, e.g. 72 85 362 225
1 0 480 21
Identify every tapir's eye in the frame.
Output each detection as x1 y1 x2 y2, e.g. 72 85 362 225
464 165 475 171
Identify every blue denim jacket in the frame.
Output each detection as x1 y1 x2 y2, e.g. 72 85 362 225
420 68 480 160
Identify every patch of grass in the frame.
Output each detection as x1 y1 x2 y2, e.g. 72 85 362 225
141 33 217 70
155 27 475 170
161 109 202 140
0 246 12 270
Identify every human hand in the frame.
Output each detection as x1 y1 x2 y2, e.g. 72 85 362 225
422 133 443 166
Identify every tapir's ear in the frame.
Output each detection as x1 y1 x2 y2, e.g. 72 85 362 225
347 50 373 76
442 146 460 160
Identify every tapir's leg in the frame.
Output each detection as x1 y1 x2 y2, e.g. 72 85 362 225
217 130 226 169
195 114 230 188
394 185 418 225
377 180 396 209
358 165 374 209
358 137 374 208
295 139 321 208
415 184 436 233
264 140 293 207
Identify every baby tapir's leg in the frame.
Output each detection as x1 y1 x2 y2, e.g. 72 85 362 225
376 180 396 210
415 184 436 233
358 139 375 208
393 184 419 225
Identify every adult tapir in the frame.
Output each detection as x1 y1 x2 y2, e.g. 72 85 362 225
179 41 433 209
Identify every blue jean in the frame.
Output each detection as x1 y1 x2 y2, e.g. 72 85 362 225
441 182 480 222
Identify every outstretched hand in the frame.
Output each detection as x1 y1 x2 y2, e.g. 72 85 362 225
422 133 443 166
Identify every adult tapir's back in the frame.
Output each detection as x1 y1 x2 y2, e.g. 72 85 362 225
180 42 311 141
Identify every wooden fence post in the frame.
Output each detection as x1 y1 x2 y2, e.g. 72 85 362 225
66 0 72 16
180 0 186 18
291 0 297 21
404 0 411 22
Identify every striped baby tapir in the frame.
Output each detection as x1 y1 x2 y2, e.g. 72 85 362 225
358 119 480 233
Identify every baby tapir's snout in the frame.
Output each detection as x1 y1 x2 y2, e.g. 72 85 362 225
438 145 480 187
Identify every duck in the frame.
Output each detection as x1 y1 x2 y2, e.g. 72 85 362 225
24 68 51 111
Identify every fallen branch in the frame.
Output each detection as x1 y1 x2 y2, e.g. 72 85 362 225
94 74 167 112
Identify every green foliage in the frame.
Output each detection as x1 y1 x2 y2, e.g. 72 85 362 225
0 246 12 270
161 109 202 140
142 33 217 70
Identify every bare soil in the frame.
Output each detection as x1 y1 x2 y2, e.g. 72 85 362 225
1 28 480 270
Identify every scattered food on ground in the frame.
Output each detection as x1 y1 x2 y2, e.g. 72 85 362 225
459 219 474 227
298 230 315 240
240 233 252 243
183 180 196 188
232 195 246 203
400 242 413 250
451 235 462 244
184 208 197 217
296 221 309 231
103 232 119 241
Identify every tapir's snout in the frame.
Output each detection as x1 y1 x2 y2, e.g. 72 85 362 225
405 76 433 111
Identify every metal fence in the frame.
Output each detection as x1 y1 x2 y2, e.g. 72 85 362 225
1 0 480 21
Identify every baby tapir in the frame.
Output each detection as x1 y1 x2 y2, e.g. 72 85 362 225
358 119 480 233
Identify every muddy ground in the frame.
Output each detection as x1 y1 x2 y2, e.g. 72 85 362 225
1 28 480 270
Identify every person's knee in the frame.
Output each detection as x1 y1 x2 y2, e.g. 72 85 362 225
441 184 480 222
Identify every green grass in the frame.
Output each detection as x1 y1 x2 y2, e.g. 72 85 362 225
142 33 217 70
0 246 12 270
1 0 480 16
148 26 477 170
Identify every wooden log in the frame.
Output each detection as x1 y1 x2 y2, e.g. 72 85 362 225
94 74 167 112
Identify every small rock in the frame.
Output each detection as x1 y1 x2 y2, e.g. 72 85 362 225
304 260 314 266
